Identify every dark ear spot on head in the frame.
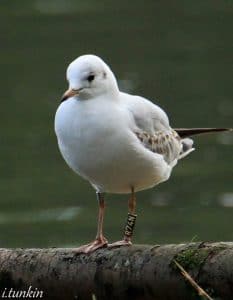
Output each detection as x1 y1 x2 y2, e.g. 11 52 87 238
103 71 107 79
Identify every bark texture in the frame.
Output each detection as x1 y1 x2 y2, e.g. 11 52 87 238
0 242 233 300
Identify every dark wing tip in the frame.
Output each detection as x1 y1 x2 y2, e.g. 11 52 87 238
174 128 232 138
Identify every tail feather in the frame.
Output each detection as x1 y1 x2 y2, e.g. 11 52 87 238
179 138 195 160
174 128 232 138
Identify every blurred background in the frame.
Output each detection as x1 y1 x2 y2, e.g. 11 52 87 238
0 0 232 248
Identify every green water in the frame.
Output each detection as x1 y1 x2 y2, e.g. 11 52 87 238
0 1 232 247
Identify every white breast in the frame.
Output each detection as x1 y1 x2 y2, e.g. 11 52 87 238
55 98 172 194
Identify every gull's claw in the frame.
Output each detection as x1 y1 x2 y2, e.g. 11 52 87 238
74 237 108 254
108 239 132 249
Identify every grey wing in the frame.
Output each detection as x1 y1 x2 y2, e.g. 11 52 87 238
123 94 194 165
123 94 170 134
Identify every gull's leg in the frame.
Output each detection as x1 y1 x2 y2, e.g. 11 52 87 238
108 187 137 248
74 192 108 253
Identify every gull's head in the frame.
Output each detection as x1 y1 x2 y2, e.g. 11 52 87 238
61 54 119 102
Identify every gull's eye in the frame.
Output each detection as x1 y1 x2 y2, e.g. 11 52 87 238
87 74 95 82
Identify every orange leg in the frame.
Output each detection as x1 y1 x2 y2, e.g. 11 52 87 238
74 192 108 253
108 187 137 248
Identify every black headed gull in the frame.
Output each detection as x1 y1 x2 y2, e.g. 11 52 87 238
55 54 231 253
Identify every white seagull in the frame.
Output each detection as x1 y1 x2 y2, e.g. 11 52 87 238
55 54 231 253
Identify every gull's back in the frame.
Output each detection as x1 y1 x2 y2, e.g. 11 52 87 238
120 92 170 134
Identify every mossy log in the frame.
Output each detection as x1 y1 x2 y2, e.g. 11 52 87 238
0 242 233 300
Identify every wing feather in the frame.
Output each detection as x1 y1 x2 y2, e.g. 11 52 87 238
121 93 194 164
135 130 182 164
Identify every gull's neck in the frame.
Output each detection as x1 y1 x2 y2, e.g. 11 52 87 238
104 65 119 97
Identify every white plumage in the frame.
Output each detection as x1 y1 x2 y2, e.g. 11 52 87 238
54 54 196 252
55 55 193 194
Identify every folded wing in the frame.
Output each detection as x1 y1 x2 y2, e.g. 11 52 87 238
123 94 194 166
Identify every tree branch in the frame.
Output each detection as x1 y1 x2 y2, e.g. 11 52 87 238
0 242 232 299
